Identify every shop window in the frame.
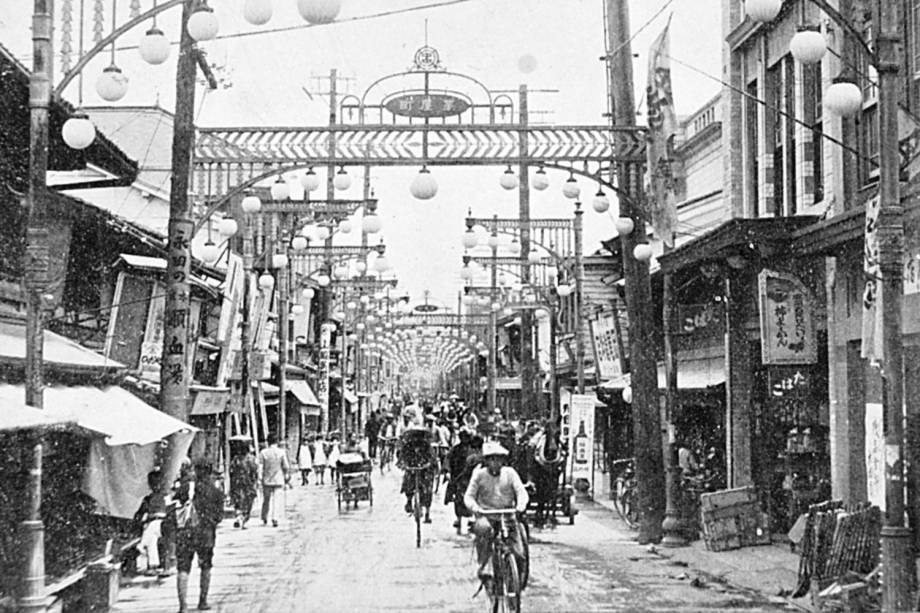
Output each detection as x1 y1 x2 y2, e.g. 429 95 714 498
745 79 760 214
766 56 798 216
803 62 824 204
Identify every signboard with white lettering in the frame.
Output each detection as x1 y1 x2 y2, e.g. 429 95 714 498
758 269 817 365
384 93 471 118
567 394 596 487
589 312 622 380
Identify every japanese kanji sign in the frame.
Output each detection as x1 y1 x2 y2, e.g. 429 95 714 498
589 311 622 380
758 269 817 365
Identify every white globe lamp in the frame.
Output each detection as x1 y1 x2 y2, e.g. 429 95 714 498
592 190 610 213
562 176 580 199
297 0 342 24
486 234 500 249
374 255 390 273
272 253 289 268
316 274 331 287
300 168 320 193
622 386 633 404
333 167 352 191
139 27 170 64
556 284 573 297
790 27 826 64
527 249 541 264
532 168 549 191
62 113 95 150
462 230 478 249
410 167 438 200
187 5 219 41
825 77 863 117
302 287 315 300
745 0 782 22
362 213 382 234
314 225 330 241
258 272 275 290
95 65 128 102
291 235 308 251
633 243 653 261
243 0 273 25
338 219 352 234
614 217 634 236
218 218 238 237
355 261 367 274
241 195 262 214
460 266 473 281
500 167 519 190
270 177 290 200
198 241 220 264
535 307 549 320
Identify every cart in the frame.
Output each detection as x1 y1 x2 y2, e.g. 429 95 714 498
336 452 373 512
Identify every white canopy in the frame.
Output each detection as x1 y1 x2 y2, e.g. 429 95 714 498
0 397 75 432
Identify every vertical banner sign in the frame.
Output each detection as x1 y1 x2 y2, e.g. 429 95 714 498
861 195 883 360
139 281 166 379
162 219 193 393
757 269 818 364
865 402 885 511
568 394 596 486
318 324 332 433
589 311 622 380
645 19 679 247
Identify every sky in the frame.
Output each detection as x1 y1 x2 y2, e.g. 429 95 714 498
0 0 723 309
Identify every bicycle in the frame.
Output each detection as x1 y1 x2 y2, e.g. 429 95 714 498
404 461 431 548
611 458 639 530
479 509 528 613
378 436 395 473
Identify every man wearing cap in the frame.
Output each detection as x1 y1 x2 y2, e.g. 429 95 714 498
463 441 530 583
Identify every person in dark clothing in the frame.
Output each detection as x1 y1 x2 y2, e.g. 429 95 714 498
365 411 381 459
174 459 225 613
133 470 166 573
229 444 259 528
444 429 474 530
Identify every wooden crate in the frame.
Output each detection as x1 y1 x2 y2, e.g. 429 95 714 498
700 487 771 552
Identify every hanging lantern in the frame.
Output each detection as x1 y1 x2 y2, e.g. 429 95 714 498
243 0 273 25
374 255 390 273
258 272 275 290
291 235 308 251
460 266 473 281
745 0 783 23
338 219 352 234
362 213 382 234
409 166 438 200
332 264 348 279
217 218 238 237
302 287 315 300
614 217 634 236
291 303 305 315
95 64 129 102
316 273 331 287
333 167 352 191
198 240 220 264
500 167 519 191
527 249 541 264
314 225 331 241
296 0 342 24
592 189 610 213
187 4 219 41
633 243 653 261
270 176 290 200
462 229 478 249
825 77 862 117
241 194 262 214
532 167 549 191
790 27 826 64
534 307 550 320
486 234 500 249
139 27 170 64
300 168 320 193
62 112 95 150
272 253 289 268
555 284 573 297
461 294 474 306
346 301 357 311
562 176 580 199
622 386 633 404
355 261 367 274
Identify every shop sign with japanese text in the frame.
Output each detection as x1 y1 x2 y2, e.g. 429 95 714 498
384 93 470 118
589 311 622 380
757 269 817 365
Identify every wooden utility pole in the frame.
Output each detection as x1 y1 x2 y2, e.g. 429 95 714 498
518 85 537 418
605 0 665 544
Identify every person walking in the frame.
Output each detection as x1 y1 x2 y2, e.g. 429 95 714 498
298 436 314 486
258 434 290 527
174 458 224 613
365 411 381 460
327 436 341 484
229 442 258 529
312 436 328 485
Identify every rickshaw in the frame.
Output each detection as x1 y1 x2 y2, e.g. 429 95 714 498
335 452 373 512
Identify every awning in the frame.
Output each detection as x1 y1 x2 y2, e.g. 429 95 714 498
599 358 725 391
287 380 320 407
190 387 230 416
0 384 196 446
0 397 76 432
0 318 123 371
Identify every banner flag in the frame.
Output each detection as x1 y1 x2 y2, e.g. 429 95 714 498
860 194 882 361
646 18 679 247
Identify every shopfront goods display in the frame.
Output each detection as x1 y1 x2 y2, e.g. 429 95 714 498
699 486 771 552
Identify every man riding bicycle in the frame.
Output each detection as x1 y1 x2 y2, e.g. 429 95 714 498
463 441 529 583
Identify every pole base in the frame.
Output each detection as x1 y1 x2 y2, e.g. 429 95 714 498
880 525 915 613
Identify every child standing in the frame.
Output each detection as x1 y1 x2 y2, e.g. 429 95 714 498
312 437 327 485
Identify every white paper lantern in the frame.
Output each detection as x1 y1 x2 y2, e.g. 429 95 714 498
62 114 95 150
633 244 653 261
790 28 826 64
562 177 580 199
243 0 273 25
745 0 783 23
592 190 610 213
217 218 238 237
500 167 519 190
241 195 262 214
825 79 862 117
362 213 382 234
187 5 219 41
270 177 290 200
302 287 315 300
410 167 438 200
272 253 289 268
333 167 352 191
198 241 220 264
316 274 331 287
614 217 634 236
556 284 573 297
300 168 320 193
291 235 308 251
139 27 170 64
296 0 342 24
258 272 275 290
96 65 129 102
532 168 549 191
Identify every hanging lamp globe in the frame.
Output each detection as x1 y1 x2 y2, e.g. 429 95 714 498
355 261 367 274
499 167 519 190
362 213 382 234
291 303 305 315
374 255 390 272
338 219 352 234
461 294 474 306
410 166 438 200
314 225 330 241
300 168 320 193
258 272 275 290
243 0 273 25
562 176 580 199
316 273 331 287
486 234 500 249
272 253 289 268
291 235 308 251
139 27 170 64
333 167 352 191
187 5 219 41
462 229 478 249
622 385 633 404
332 264 348 279
534 307 550 320
95 64 129 102
241 195 262 214
744 0 782 22
62 112 95 150
270 176 290 200
555 283 573 297
592 189 610 213
825 77 863 116
532 168 549 191
633 243 653 261
296 0 342 24
198 240 220 264
614 216 634 236
302 287 315 300
460 266 473 281
527 249 541 264
790 27 826 64
217 218 238 237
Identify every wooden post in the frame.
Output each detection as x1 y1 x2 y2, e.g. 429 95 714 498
661 269 685 547
724 272 752 488
606 0 665 544
574 202 586 394
488 220 498 414
518 84 536 419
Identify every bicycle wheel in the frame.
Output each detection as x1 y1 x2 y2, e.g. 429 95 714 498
517 522 530 590
502 553 522 613
413 474 422 548
621 488 640 530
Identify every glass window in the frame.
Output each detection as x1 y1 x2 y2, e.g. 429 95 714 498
746 79 760 214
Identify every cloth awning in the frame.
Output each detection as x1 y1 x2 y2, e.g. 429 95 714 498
599 358 725 391
0 397 75 432
287 380 320 407
0 318 123 371
0 384 197 446
190 387 230 416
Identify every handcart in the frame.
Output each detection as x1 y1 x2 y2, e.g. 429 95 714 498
336 452 373 512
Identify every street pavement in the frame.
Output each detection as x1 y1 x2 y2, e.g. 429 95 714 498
112 465 798 613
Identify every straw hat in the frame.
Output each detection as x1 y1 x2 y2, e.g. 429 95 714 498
482 441 509 457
